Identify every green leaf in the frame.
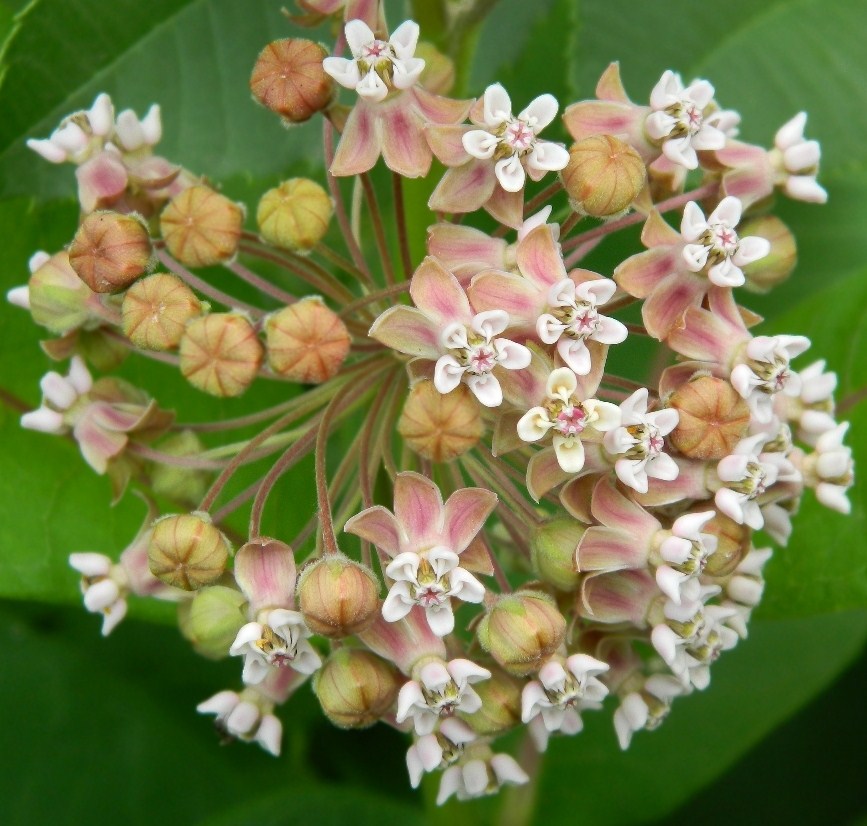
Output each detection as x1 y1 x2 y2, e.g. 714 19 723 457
757 267 867 618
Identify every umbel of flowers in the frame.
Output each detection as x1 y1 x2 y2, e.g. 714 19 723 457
9 0 853 806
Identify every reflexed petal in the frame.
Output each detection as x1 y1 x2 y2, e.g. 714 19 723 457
469 271 541 325
394 471 444 546
369 305 441 357
255 714 283 756
641 272 706 340
614 247 681 299
344 505 402 556
785 175 828 204
76 152 129 212
577 525 646 572
83 578 120 612
380 100 432 178
69 552 112 578
443 487 498 553
331 100 382 176
428 160 497 214
516 224 567 288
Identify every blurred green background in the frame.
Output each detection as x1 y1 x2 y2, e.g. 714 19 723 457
1 1 866 824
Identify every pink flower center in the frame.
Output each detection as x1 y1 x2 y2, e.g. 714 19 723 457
712 224 739 254
555 405 586 435
362 40 389 58
685 104 703 134
648 432 665 454
417 586 445 607
468 346 495 374
503 120 534 152
269 652 294 668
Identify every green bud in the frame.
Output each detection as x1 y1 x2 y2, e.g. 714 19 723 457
150 430 211 507
314 648 400 728
531 518 584 591
739 215 797 294
460 666 523 736
28 251 108 334
179 585 248 660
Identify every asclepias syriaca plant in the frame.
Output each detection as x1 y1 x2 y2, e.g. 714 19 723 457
9 0 855 807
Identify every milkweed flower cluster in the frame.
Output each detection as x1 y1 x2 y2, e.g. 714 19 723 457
9 1 854 805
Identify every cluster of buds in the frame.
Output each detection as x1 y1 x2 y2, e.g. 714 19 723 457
9 1 854 807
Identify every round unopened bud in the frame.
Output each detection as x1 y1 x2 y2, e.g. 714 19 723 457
398 380 483 462
531 518 584 591
562 135 647 218
460 667 523 736
265 297 349 383
700 511 751 578
416 42 455 95
180 313 263 397
297 555 380 638
68 211 152 293
257 179 333 252
314 648 401 728
180 585 248 659
160 185 243 268
148 512 232 590
28 251 102 334
669 376 751 460
150 430 211 507
739 215 797 294
250 39 333 124
122 273 203 350
477 591 567 676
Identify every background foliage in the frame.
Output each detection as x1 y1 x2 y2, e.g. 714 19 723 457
0 0 865 824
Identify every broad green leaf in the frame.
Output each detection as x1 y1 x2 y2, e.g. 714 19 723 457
757 267 867 618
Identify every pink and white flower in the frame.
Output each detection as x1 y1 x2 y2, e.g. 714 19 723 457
721 547 773 638
396 657 491 735
197 689 283 756
613 674 689 749
437 750 528 805
603 388 679 493
346 472 495 636
517 367 620 473
644 71 727 169
800 422 854 514
654 511 718 604
771 112 827 204
406 717 476 788
230 608 321 683
521 654 609 750
783 359 838 443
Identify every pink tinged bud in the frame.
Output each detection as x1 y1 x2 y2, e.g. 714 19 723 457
297 555 380 638
160 185 243 268
148 512 232 591
122 274 202 351
579 569 658 625
76 151 129 213
234 537 296 613
358 605 447 674
251 39 333 123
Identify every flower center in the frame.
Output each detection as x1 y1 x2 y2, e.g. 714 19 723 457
361 40 390 59
255 625 295 668
422 682 462 716
666 101 704 139
554 403 587 436
503 119 534 152
624 423 664 460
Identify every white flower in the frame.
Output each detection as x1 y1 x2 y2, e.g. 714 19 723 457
654 511 718 604
197 689 282 756
536 278 627 375
434 310 531 407
406 717 476 788
68 552 129 635
603 388 679 493
721 547 773 638
785 359 838 443
437 752 528 805
322 19 425 103
21 356 93 435
730 334 811 423
521 654 609 750
517 367 621 473
613 674 688 750
396 658 491 735
772 112 827 203
113 104 162 152
645 70 727 169
680 197 770 288
382 547 485 637
6 285 30 310
463 83 569 192
27 93 114 164
229 609 321 684
806 422 854 514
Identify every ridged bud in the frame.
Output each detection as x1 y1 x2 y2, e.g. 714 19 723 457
257 179 333 252
297 555 380 638
150 430 211 507
180 313 264 397
265 297 349 383
739 215 797 294
122 273 203 350
28 251 103 334
398 380 483 462
562 135 647 218
314 648 401 728
700 511 751 578
160 185 243 267
460 667 523 736
68 211 152 293
148 512 232 590
668 376 751 460
530 518 584 591
477 591 567 676
416 42 455 95
250 39 333 124
180 585 248 659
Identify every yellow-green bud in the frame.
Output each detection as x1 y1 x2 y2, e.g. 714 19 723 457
160 185 243 268
398 380 483 463
700 511 751 578
460 667 523 736
739 215 797 294
122 273 203 351
477 591 567 676
257 179 333 252
69 211 153 293
297 555 380 638
314 648 401 728
180 313 264 397
250 39 333 124
150 430 212 507
265 297 349 384
562 135 647 218
28 251 104 334
180 585 248 659
148 512 232 590
531 518 584 591
669 376 751 460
